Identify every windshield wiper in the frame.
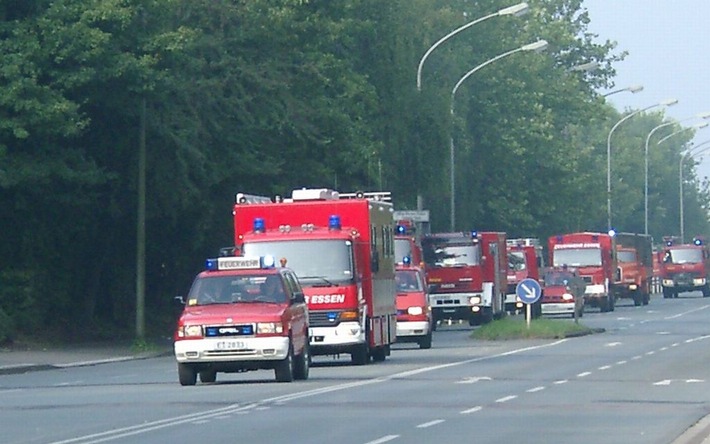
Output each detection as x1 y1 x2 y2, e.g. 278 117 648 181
300 276 336 287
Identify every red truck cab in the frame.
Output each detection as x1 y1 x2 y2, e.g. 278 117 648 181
233 189 396 365
613 233 653 306
505 238 543 313
174 255 309 385
395 264 432 349
659 236 710 298
423 231 507 326
549 232 617 312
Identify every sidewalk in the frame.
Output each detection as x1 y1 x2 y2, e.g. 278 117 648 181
0 339 173 375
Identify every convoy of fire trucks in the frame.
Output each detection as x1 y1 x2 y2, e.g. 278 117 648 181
172 186 708 385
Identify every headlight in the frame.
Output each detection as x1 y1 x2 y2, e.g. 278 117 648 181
407 306 424 315
562 293 574 301
256 322 284 334
629 284 638 290
468 296 481 305
179 325 203 338
662 279 674 286
693 278 706 285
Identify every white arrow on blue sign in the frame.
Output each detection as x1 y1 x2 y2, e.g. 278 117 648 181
515 278 541 304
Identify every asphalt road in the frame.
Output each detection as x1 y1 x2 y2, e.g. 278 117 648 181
2 293 710 444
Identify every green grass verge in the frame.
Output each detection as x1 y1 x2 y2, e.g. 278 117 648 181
471 317 598 340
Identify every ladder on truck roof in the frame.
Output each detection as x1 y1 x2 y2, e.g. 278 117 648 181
507 238 541 247
235 189 392 204
339 191 391 202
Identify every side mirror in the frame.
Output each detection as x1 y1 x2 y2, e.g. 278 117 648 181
293 292 306 304
174 295 186 305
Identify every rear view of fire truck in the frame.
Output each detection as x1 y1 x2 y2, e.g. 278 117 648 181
233 188 397 365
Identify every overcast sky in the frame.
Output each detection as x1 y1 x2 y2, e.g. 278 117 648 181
582 0 710 178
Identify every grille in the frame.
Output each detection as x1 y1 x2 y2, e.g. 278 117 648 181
582 276 593 284
309 311 342 327
204 324 254 337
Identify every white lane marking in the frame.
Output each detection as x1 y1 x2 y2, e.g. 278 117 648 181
646 351 656 356
527 386 545 393
657 331 671 335
577 372 592 378
606 342 622 347
456 376 492 384
654 380 672 386
554 380 568 385
660 347 668 351
672 343 680 347
632 355 642 360
687 379 704 383
598 365 611 371
617 360 627 365
460 406 483 414
665 304 710 320
365 435 400 444
49 340 571 444
417 420 445 428
495 395 517 403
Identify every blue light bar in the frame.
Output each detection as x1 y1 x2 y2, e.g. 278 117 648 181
253 217 265 233
327 312 338 321
205 258 219 271
329 215 342 230
261 255 276 268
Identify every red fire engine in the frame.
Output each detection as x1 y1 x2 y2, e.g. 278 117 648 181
548 232 617 312
395 221 423 266
395 263 432 348
505 238 544 314
422 231 507 326
232 188 396 365
173 255 309 385
658 236 710 298
613 232 653 306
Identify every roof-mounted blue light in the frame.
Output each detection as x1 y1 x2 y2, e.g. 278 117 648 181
261 255 276 268
206 258 219 271
694 238 703 246
470 231 478 239
396 224 406 235
253 217 266 233
402 256 412 265
608 229 616 237
329 215 342 230
666 240 674 246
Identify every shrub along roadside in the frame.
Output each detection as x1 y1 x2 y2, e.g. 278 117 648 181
471 317 603 341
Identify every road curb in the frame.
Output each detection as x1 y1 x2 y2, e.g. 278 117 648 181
674 413 710 444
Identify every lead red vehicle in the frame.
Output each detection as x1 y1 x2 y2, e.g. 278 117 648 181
505 238 544 314
174 256 309 385
658 236 710 298
232 188 396 365
422 231 507 326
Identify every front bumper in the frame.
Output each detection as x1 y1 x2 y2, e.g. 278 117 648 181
396 320 430 338
309 322 365 354
542 302 575 315
174 336 289 364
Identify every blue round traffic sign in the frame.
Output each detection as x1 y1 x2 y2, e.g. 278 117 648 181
516 278 541 304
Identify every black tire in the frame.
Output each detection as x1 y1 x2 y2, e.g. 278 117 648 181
351 343 369 365
419 330 433 349
371 345 388 362
199 369 216 383
274 342 295 382
633 291 642 306
293 341 310 380
662 288 671 299
178 363 197 386
703 284 710 297
643 292 650 305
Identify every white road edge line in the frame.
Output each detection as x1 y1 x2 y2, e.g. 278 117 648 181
460 406 483 414
417 420 445 428
365 435 400 444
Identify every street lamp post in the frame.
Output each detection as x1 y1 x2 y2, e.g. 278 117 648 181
606 99 678 231
416 2 529 91
603 85 644 98
448 39 548 231
680 140 710 242
644 113 710 235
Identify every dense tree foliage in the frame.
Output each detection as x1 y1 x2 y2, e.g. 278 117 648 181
0 0 707 343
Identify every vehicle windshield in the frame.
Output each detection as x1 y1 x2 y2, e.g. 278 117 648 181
187 274 286 306
508 251 526 271
553 248 602 267
243 240 354 284
617 250 637 263
544 271 574 286
395 238 413 263
666 248 704 264
396 269 423 292
422 236 480 267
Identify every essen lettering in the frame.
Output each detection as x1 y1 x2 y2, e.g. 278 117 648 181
306 294 346 304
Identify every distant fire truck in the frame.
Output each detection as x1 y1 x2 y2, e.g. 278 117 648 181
548 232 616 312
422 231 507 326
658 236 710 298
232 188 396 365
613 232 653 306
505 238 544 314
